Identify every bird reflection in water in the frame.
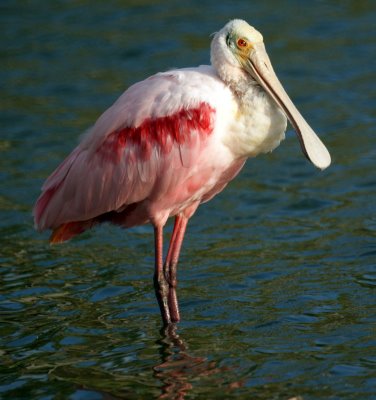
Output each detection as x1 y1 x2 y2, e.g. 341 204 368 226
153 324 243 399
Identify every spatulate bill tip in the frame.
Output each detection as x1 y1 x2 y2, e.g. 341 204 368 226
306 145 331 170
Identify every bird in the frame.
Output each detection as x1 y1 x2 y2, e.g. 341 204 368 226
34 19 331 325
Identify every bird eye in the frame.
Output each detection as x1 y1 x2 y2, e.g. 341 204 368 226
237 38 248 48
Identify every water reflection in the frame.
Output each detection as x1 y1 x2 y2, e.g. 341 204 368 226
153 324 243 399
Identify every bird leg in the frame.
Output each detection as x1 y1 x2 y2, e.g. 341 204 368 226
154 225 171 325
164 215 188 323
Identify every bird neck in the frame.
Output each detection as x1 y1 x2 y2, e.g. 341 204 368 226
223 82 287 159
215 63 253 96
213 60 260 102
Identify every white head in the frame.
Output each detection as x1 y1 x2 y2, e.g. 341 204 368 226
211 19 263 88
211 20 331 170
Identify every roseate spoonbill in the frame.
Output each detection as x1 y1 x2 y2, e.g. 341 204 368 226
34 20 331 325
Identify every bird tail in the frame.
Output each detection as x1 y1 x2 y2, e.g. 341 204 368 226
50 219 97 244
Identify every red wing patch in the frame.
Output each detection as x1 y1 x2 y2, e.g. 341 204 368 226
97 102 215 162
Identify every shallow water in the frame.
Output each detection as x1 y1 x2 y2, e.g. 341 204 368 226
1 1 375 399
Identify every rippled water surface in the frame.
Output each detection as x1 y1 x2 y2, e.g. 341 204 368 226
1 1 375 399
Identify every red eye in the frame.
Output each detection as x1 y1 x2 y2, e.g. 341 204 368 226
237 38 248 48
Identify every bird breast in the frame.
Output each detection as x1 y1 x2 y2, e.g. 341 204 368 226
224 84 287 158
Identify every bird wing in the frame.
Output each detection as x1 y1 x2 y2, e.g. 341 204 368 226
34 66 235 231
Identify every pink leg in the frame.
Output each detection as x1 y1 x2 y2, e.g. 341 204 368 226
164 215 188 323
153 225 171 325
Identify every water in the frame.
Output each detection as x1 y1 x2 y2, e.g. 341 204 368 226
1 1 375 399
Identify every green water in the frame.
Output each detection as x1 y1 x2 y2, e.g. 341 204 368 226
1 1 375 399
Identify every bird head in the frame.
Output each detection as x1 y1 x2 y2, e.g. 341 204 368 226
211 19 331 170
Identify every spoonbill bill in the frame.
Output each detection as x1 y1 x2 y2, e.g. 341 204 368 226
34 20 331 325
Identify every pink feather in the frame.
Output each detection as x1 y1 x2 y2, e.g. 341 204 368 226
34 66 245 243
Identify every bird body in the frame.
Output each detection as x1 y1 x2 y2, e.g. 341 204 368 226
35 65 285 238
34 20 331 325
